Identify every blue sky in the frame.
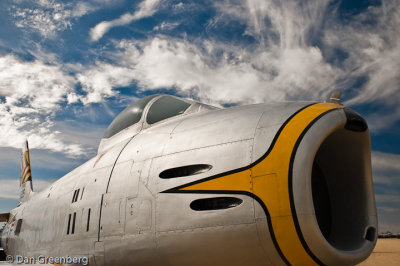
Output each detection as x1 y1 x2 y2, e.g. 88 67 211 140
0 0 399 232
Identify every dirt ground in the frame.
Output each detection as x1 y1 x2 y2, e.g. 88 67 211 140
359 239 400 265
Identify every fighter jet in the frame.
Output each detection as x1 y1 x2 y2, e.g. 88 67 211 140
0 92 377 265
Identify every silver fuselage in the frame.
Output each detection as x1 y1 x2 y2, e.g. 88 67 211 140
1 98 377 266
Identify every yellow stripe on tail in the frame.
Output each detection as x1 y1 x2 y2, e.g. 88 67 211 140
20 141 32 185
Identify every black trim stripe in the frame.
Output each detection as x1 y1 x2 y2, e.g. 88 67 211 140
162 104 343 265
164 189 290 265
163 103 317 193
162 103 317 265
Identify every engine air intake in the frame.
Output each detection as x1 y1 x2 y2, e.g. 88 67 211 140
292 107 377 265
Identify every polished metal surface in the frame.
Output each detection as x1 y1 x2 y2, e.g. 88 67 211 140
0 95 377 265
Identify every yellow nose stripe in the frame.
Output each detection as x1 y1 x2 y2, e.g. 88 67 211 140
164 103 341 265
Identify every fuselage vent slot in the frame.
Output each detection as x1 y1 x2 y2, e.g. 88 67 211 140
190 197 243 211
15 219 23 235
159 164 212 179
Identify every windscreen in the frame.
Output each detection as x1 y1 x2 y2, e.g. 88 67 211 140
146 96 191 124
103 95 159 138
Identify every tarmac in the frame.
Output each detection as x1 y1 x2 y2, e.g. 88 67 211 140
0 239 399 265
359 238 400 265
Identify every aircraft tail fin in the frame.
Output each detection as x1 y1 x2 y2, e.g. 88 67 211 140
19 139 33 203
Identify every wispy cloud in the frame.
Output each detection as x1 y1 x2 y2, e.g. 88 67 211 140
90 0 161 41
372 152 400 174
153 21 179 32
77 35 339 106
0 178 55 200
372 151 400 187
372 151 400 232
323 0 400 131
83 0 400 114
10 0 94 38
375 194 400 204
2 0 400 157
0 147 85 175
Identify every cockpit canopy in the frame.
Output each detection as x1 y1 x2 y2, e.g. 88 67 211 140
103 95 192 139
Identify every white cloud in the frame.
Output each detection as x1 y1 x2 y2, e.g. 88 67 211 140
214 0 329 47
375 194 400 204
0 53 124 157
334 3 400 106
153 21 179 31
10 0 396 126
0 147 86 175
0 55 75 110
11 0 95 38
2 0 400 158
76 63 133 104
0 178 55 199
322 0 400 130
372 151 400 187
0 55 85 156
83 0 400 130
132 0 161 19
90 0 161 41
372 152 400 174
212 0 400 109
82 1 336 104
79 35 339 105
372 151 400 232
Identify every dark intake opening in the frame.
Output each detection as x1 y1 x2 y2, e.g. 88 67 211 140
190 197 243 211
311 125 375 251
312 162 332 240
